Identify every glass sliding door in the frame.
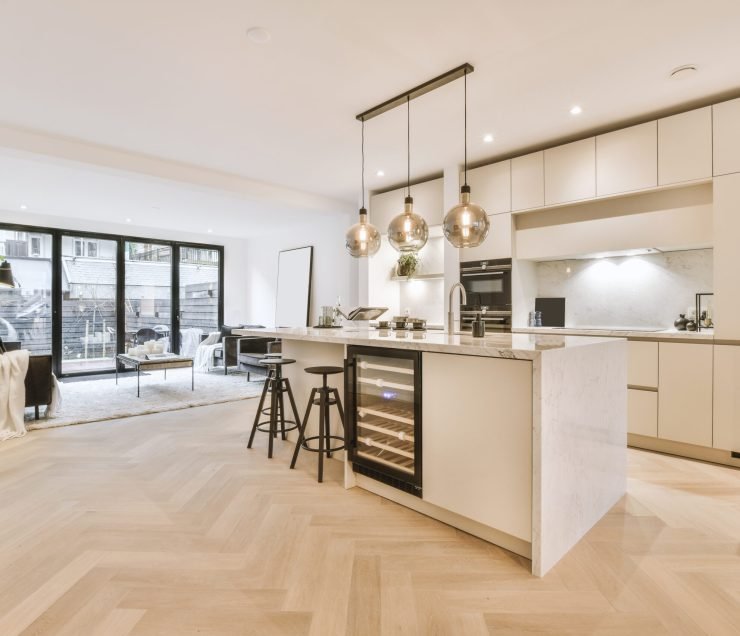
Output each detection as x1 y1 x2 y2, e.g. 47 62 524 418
178 246 220 356
61 235 118 373
0 229 53 353
125 241 172 352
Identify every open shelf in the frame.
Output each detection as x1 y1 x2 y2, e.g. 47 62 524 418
390 272 444 282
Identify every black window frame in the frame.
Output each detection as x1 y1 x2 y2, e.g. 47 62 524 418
0 221 224 377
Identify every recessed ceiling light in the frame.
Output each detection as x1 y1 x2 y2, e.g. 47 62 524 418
376 170 385 177
246 27 271 43
207 228 213 233
483 133 494 143
570 105 582 116
125 218 132 223
20 204 27 210
670 64 698 80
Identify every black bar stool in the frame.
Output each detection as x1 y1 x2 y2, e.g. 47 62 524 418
290 366 345 482
247 358 301 459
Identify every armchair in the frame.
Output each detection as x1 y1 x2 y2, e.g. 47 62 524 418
208 325 278 376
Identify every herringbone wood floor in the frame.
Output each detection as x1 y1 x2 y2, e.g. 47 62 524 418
1 399 739 635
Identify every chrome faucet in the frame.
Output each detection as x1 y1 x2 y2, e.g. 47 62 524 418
447 282 467 334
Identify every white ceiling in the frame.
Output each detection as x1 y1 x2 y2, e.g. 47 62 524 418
1 0 740 234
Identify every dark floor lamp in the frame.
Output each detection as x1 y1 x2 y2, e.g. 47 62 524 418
0 260 13 288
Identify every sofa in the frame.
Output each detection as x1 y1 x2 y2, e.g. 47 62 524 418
206 326 280 377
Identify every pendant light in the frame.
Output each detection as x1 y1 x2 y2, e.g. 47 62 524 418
443 68 489 248
387 96 429 253
345 119 381 257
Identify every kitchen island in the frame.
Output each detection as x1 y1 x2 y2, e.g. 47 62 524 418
235 327 627 576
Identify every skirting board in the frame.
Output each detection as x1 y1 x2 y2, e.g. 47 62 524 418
353 473 533 564
628 434 740 469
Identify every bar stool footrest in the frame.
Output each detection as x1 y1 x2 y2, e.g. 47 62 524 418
256 420 299 434
301 435 345 454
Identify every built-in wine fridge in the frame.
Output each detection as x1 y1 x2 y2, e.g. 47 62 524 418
345 346 422 497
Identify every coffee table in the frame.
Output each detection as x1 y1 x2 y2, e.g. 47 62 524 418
116 354 194 397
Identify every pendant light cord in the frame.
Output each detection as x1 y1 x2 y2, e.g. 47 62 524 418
463 68 468 187
407 95 411 198
361 119 365 209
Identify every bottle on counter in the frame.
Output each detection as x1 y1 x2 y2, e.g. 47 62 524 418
333 296 342 327
472 312 486 338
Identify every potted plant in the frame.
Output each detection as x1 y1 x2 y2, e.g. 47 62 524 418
396 253 419 278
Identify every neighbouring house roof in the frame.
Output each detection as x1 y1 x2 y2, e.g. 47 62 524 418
61 257 218 290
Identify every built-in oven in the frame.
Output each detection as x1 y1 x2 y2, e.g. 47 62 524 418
459 258 512 332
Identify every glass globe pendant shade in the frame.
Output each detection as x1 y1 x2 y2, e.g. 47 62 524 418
443 185 490 248
346 208 381 257
387 196 429 253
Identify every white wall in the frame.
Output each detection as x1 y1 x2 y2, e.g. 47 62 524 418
535 249 713 329
242 212 358 326
0 208 250 323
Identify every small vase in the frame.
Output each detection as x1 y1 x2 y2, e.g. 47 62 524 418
686 320 697 332
674 314 688 331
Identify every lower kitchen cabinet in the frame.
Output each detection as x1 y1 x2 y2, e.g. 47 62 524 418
657 342 713 447
712 344 740 451
628 388 658 437
627 341 658 388
422 352 532 542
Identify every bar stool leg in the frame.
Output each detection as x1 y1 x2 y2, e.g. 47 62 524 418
317 388 326 482
278 380 287 440
331 388 345 427
291 388 317 469
268 377 278 459
324 388 334 459
247 372 271 449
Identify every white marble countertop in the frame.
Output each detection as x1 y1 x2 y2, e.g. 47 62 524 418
233 326 620 361
513 326 715 341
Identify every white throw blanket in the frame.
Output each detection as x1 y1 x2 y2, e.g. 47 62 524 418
46 374 63 418
0 350 30 441
180 328 203 358
194 332 221 373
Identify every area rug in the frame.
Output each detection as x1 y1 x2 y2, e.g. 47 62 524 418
26 369 264 430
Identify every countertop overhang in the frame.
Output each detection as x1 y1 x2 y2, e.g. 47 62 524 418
233 327 621 361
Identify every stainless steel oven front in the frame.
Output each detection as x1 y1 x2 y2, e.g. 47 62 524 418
459 258 512 309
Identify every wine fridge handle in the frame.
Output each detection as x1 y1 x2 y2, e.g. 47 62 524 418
344 357 357 453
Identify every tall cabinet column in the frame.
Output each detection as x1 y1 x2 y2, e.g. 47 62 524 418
713 173 740 339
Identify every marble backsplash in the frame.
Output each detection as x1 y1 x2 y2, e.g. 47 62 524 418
535 249 713 329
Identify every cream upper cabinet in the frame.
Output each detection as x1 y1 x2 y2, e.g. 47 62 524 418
596 121 657 196
627 341 658 388
657 342 713 447
544 138 596 205
369 178 444 231
713 98 740 176
466 160 511 215
458 213 512 261
511 151 544 212
658 107 712 186
712 345 740 451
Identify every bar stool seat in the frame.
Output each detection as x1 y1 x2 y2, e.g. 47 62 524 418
291 365 345 482
247 358 301 458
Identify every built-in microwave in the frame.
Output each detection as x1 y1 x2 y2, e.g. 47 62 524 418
459 258 512 332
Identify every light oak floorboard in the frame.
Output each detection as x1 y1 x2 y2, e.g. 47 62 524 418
0 400 738 635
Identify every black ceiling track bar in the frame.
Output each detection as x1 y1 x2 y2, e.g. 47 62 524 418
356 63 474 122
